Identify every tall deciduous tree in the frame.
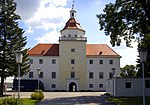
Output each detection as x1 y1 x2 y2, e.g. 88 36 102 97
0 0 30 96
120 65 137 78
97 0 150 77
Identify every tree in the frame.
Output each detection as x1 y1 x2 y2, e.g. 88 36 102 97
97 0 150 47
120 65 137 78
97 0 150 77
0 0 30 96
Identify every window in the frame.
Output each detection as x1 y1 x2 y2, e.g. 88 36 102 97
71 72 75 78
109 72 113 79
69 34 71 37
72 13 74 17
99 72 103 79
145 80 150 88
39 59 43 64
89 60 93 64
99 60 103 64
89 72 93 79
52 84 56 88
125 82 131 89
75 35 77 37
71 59 75 64
52 59 56 64
39 72 43 78
30 59 33 64
29 72 33 78
71 48 75 52
99 84 103 88
52 72 56 78
89 84 93 88
109 60 113 64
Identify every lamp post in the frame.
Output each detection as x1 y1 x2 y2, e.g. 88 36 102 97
139 49 147 105
15 50 23 105
37 68 41 95
112 68 115 98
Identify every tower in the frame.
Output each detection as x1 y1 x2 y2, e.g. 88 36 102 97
59 1 87 91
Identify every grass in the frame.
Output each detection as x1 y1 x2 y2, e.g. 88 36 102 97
108 97 150 105
0 98 39 105
21 98 39 105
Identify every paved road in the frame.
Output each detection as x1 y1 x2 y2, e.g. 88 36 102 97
6 92 113 105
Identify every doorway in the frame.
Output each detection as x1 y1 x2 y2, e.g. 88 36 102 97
69 82 77 92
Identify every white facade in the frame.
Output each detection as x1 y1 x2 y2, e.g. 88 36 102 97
22 55 120 91
87 57 120 91
23 56 59 91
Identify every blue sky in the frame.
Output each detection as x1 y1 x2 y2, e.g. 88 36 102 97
14 0 138 67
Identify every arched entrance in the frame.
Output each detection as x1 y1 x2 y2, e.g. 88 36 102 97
69 82 77 92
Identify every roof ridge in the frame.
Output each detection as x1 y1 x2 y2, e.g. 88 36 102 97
105 44 121 57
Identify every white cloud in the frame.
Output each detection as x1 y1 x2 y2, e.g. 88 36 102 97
25 0 70 31
105 37 138 67
35 31 60 43
95 0 101 5
15 0 71 43
15 0 40 20
25 27 34 34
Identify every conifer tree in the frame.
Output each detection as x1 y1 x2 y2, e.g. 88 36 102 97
0 0 30 96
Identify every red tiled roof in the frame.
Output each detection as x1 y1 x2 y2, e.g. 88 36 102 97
28 44 59 56
86 44 120 57
28 44 120 57
60 18 85 32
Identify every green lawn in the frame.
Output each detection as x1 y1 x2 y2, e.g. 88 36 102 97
108 97 150 105
0 98 39 105
21 98 39 105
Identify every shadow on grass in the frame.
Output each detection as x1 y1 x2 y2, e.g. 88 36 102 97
37 96 113 105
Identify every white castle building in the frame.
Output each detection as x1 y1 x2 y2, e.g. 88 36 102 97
22 6 121 91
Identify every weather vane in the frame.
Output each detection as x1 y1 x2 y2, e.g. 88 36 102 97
72 0 75 9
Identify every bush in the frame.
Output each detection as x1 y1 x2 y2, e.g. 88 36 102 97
0 97 17 105
31 90 44 100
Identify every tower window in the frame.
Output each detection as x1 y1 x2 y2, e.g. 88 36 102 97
71 72 75 78
71 48 75 52
71 59 75 64
72 13 74 17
